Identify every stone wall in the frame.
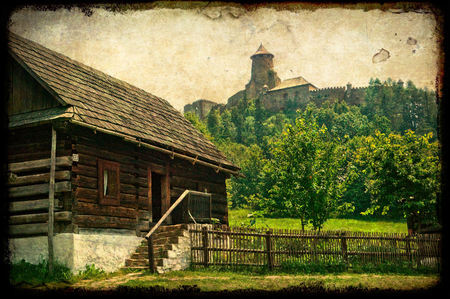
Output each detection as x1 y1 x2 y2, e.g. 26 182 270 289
184 99 220 119
9 229 142 273
261 85 311 112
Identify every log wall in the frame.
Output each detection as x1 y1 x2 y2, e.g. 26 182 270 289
7 124 74 237
69 124 229 236
8 123 230 238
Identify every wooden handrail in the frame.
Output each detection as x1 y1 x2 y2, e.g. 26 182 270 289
145 189 211 272
145 189 212 239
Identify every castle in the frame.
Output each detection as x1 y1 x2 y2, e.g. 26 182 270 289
184 44 367 118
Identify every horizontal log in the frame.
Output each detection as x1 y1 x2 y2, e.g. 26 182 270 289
75 201 137 219
136 221 150 232
8 170 71 186
9 199 62 213
170 176 197 190
8 181 71 198
170 162 227 183
76 143 138 165
9 223 48 236
8 156 72 173
72 165 147 186
75 187 137 208
138 209 150 220
76 153 146 176
74 214 137 229
171 175 226 193
73 175 146 195
138 196 150 209
74 133 171 166
8 148 72 164
9 211 72 225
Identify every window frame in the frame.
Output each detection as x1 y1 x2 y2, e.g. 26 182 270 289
98 159 121 206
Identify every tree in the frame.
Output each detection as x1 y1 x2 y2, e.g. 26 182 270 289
184 112 213 140
257 114 347 231
352 130 439 232
222 143 266 208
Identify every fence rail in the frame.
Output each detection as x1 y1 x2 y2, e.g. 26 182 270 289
189 225 441 270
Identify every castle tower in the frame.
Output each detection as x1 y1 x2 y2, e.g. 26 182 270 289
245 44 281 99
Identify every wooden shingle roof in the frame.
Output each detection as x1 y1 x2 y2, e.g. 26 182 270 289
8 32 238 171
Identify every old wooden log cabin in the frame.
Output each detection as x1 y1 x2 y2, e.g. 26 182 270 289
7 32 239 272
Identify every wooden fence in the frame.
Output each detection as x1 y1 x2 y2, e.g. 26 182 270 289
189 225 441 270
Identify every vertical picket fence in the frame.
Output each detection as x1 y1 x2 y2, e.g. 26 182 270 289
189 225 441 270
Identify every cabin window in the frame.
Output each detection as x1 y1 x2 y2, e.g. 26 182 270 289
98 159 120 205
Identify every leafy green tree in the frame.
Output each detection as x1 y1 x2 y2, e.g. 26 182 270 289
184 112 213 140
362 78 437 138
206 109 224 138
352 130 439 232
257 114 347 231
218 143 266 208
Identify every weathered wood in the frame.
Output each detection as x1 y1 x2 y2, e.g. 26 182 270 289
148 235 155 273
74 215 137 229
8 148 72 164
9 199 62 213
75 187 137 208
48 126 57 276
7 170 71 186
202 226 209 267
75 201 137 219
136 221 150 232
8 181 71 198
9 211 72 225
9 223 48 236
8 156 72 173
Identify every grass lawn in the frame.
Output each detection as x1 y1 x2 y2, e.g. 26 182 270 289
228 209 408 233
28 269 438 292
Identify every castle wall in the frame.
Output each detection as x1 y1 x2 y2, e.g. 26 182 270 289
184 99 221 119
262 85 311 112
310 87 346 106
346 87 367 105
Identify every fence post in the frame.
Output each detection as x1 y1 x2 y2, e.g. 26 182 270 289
148 235 155 273
266 230 273 270
202 226 209 267
341 232 348 266
405 235 412 263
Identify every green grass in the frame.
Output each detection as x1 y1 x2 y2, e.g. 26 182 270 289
116 269 438 292
228 208 408 233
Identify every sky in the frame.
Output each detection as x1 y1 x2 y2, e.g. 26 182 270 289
8 3 440 111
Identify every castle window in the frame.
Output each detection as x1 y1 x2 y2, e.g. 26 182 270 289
98 159 120 205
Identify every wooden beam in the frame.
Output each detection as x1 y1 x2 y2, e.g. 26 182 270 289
7 170 71 186
9 223 48 236
9 211 72 225
8 181 71 198
8 156 72 173
48 125 57 275
9 199 62 213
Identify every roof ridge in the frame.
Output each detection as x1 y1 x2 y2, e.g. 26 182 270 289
8 31 236 169
9 32 180 113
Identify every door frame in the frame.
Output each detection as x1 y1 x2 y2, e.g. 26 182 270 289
147 163 170 223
